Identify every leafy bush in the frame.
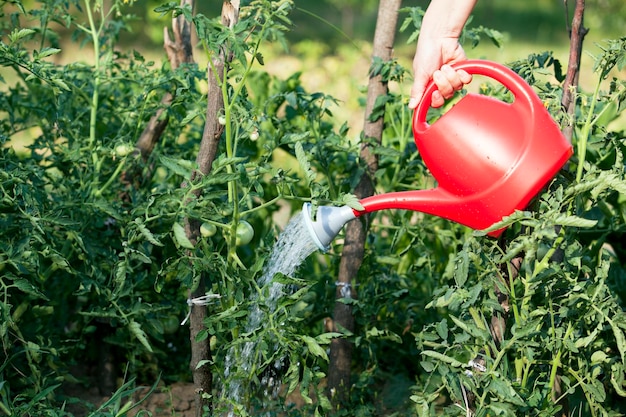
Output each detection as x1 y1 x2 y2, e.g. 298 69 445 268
1 0 625 416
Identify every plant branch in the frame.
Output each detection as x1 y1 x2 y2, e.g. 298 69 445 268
84 0 100 152
561 0 588 143
184 2 239 416
327 0 401 408
133 0 195 165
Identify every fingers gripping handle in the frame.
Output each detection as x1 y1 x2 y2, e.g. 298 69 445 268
413 60 535 133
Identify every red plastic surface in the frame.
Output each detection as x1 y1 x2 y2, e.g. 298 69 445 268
357 60 573 237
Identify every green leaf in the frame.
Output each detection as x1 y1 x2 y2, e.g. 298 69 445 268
114 259 127 293
574 328 599 349
420 360 435 372
595 306 626 363
591 350 608 364
52 78 71 91
366 326 402 343
340 193 364 211
92 200 122 220
411 394 432 417
195 359 211 370
172 222 194 249
116 401 134 416
160 155 195 178
301 335 328 361
368 94 392 121
134 218 164 246
9 28 36 43
40 248 74 274
128 320 153 353
486 378 526 406
552 214 597 228
316 332 343 344
610 320 626 363
435 319 448 340
300 366 314 404
420 350 464 368
449 315 472 335
454 249 469 287
10 276 48 300
180 108 202 125
36 47 62 59
295 142 316 185
584 378 607 402
284 360 300 395
375 255 400 265
610 364 626 397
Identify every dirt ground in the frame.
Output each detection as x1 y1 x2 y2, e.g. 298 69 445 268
61 373 409 416
62 379 316 416
62 380 196 417
128 382 196 417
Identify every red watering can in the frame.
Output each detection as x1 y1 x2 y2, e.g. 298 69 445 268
303 60 573 251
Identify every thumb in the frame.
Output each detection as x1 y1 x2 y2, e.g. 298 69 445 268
408 70 430 110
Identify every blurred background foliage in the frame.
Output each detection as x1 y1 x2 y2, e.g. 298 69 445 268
124 0 625 51
3 0 625 146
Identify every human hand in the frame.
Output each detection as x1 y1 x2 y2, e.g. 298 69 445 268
408 37 472 109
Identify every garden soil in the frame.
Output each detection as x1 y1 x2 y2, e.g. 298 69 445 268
63 380 317 416
63 381 196 417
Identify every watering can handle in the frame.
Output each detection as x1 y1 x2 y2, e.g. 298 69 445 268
413 59 536 133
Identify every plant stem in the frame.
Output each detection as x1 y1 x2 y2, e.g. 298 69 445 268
94 157 127 197
508 260 522 327
567 367 598 417
520 356 532 389
548 321 573 404
491 336 517 371
576 78 602 182
240 195 283 215
534 225 566 277
212 15 271 264
84 0 100 153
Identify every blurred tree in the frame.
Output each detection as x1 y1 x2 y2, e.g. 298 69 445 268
334 0 379 37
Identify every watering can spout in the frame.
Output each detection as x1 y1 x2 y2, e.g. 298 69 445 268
302 203 357 252
303 185 525 252
302 189 462 252
358 189 457 218
358 189 508 237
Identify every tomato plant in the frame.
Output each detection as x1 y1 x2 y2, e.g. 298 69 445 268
1 0 625 416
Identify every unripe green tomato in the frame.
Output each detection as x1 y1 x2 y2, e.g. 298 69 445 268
154 166 168 181
163 315 180 334
200 222 217 238
235 220 254 245
114 143 134 157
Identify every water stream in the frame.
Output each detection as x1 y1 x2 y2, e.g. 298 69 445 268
223 211 319 414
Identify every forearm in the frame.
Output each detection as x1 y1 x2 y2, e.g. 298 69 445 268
421 0 477 38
